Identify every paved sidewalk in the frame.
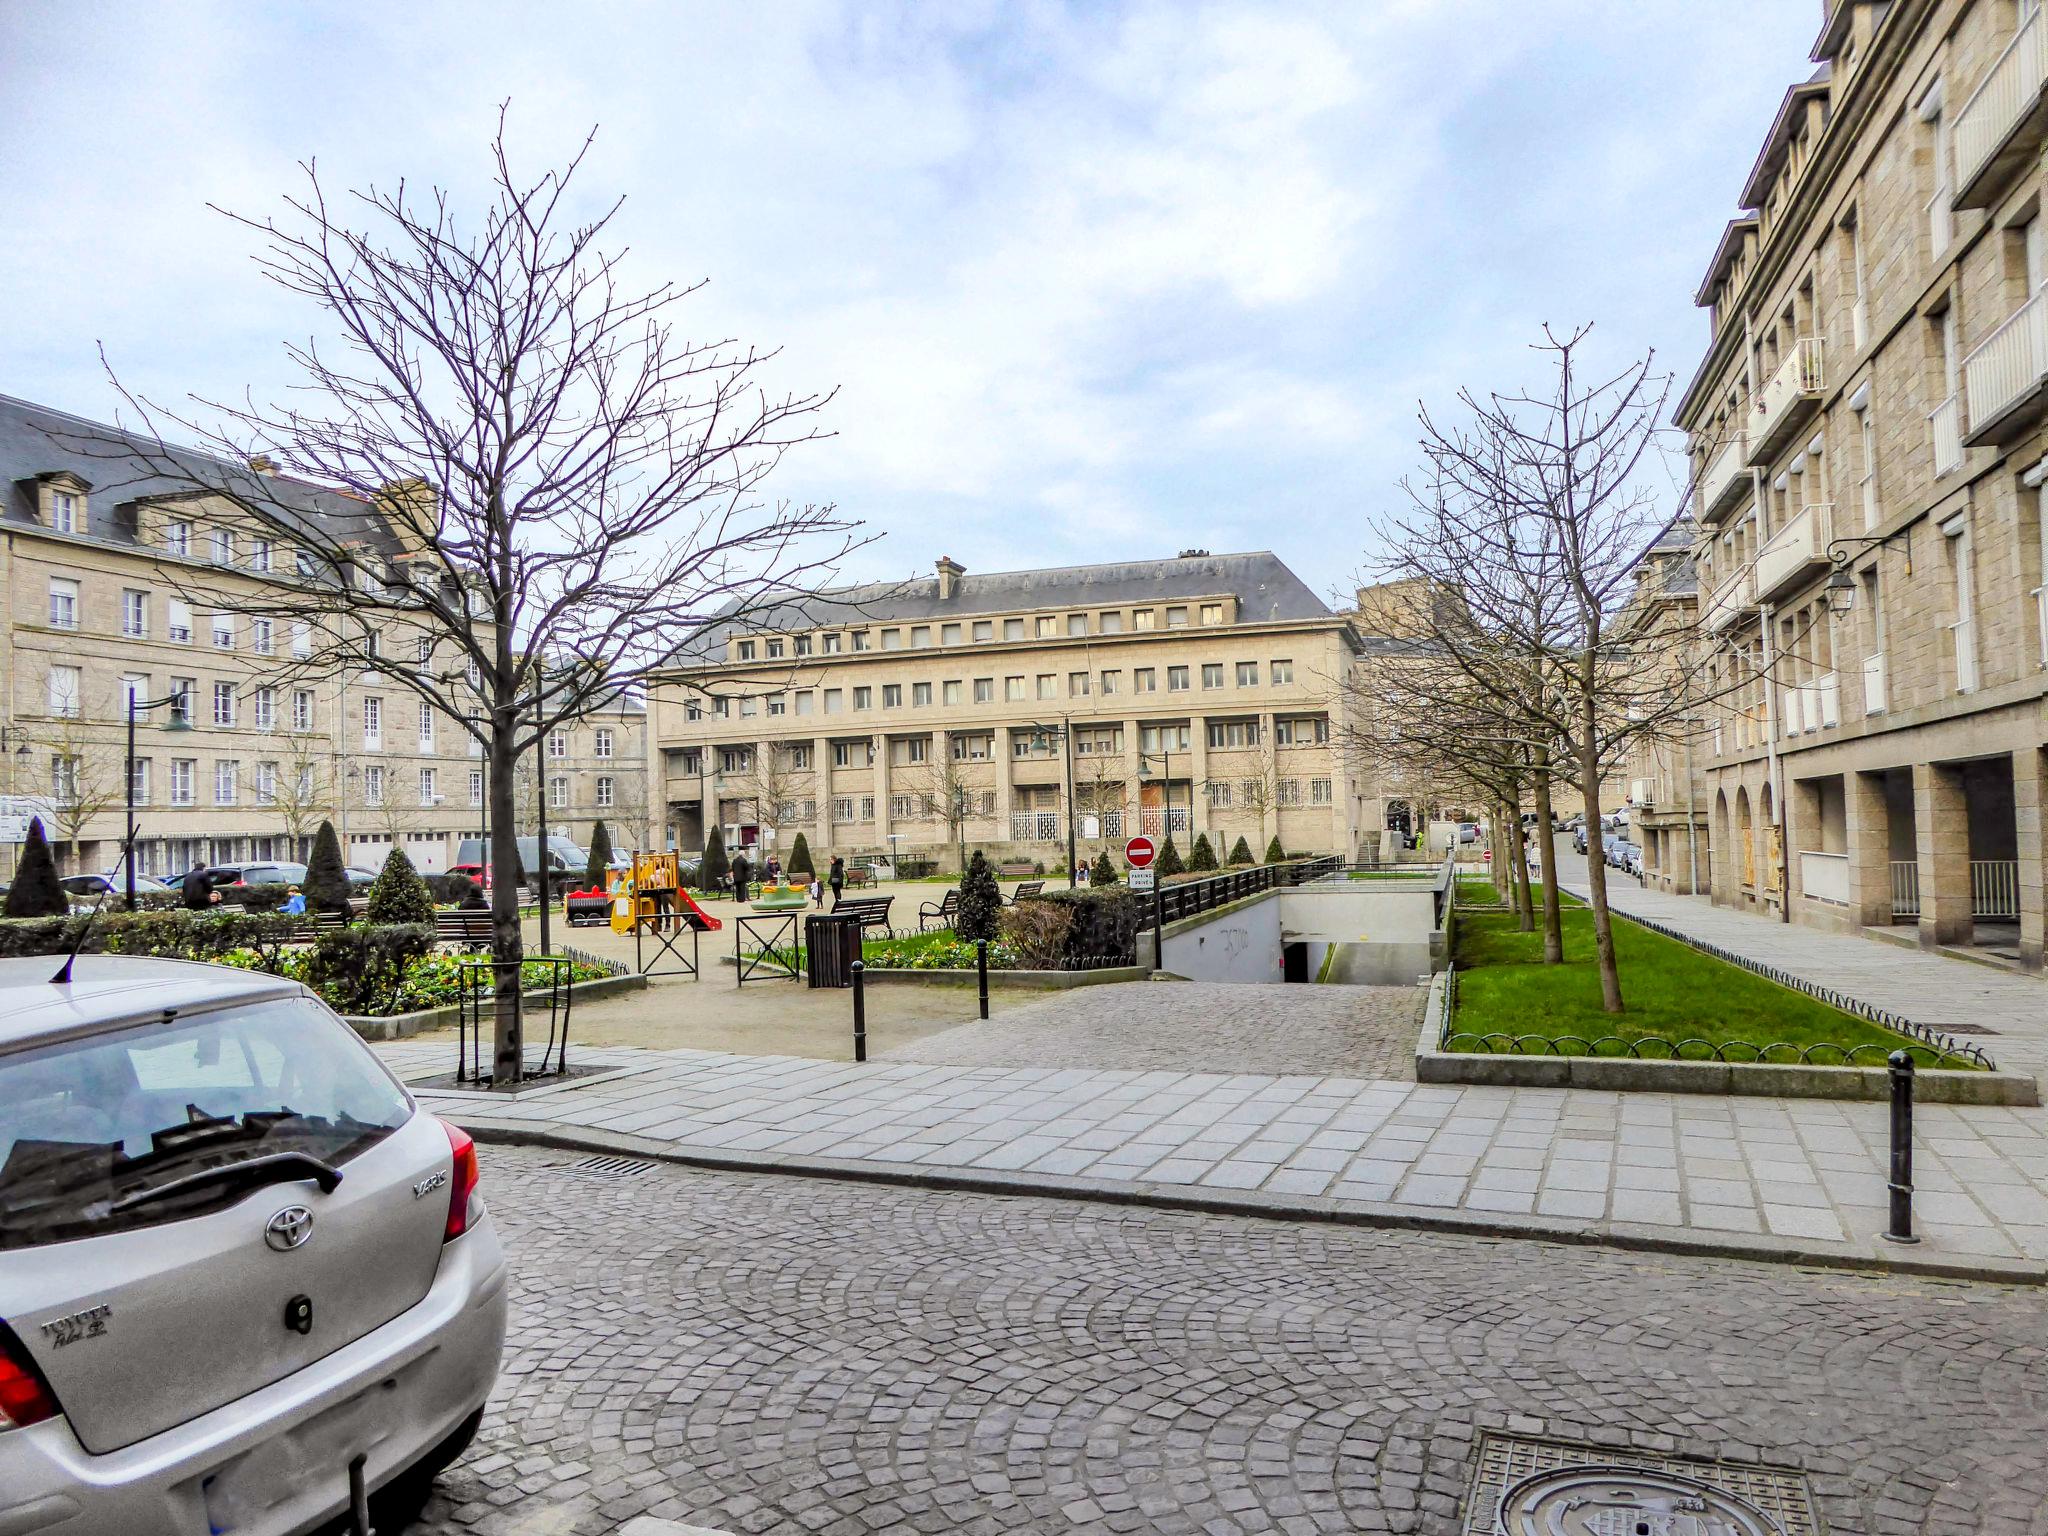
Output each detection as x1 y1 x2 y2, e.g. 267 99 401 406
1548 850 2048 1074
381 1034 2048 1276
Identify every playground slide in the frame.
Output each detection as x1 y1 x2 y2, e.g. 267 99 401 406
671 887 722 932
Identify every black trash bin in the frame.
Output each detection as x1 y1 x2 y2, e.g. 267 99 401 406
806 911 860 988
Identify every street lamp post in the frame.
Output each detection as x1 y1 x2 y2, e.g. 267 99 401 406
126 690 193 910
535 692 552 959
1027 720 1080 889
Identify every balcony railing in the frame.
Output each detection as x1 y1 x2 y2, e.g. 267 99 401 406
1702 565 1756 633
1890 861 1921 920
1963 287 2048 440
1753 501 1833 604
1955 4 2048 205
1010 812 1060 842
1973 860 2021 919
1799 850 1849 906
1698 431 1751 522
1951 615 1980 693
1747 338 1825 463
1930 392 1964 477
1862 651 1887 715
1779 675 1836 736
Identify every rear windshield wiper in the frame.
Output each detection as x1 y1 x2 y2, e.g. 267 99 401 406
108 1151 344 1215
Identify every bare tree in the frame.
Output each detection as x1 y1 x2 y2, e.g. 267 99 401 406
263 728 333 859
727 744 813 862
82 115 862 1079
907 743 987 872
30 672 126 876
1368 326 1788 1012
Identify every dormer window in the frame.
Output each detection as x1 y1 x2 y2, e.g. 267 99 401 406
737 640 756 661
212 529 236 566
166 520 191 557
50 491 77 534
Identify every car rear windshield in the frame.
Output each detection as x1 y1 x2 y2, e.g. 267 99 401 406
0 996 411 1250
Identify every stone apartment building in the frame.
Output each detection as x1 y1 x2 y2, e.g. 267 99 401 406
649 552 1381 872
1621 522 1712 895
513 688 653 858
1675 0 2048 970
0 392 646 880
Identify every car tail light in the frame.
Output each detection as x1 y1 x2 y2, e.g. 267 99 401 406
0 1325 57 1430
441 1120 481 1242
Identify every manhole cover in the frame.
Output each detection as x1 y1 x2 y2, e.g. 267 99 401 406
1467 1434 1818 1536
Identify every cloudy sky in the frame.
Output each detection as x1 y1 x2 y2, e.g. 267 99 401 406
0 1 1815 600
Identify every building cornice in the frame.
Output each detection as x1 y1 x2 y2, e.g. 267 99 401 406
1675 0 1928 429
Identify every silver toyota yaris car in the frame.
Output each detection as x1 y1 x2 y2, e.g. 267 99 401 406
0 955 508 1535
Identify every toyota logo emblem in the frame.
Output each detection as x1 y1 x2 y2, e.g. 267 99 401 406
264 1205 315 1251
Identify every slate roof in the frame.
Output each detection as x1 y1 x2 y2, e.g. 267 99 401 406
0 391 390 551
668 551 1335 664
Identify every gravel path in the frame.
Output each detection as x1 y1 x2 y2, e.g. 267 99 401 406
885 979 1423 1079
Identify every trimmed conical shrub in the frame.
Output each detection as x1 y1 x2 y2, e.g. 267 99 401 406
1090 850 1117 886
584 820 613 888
1264 835 1285 864
957 850 1002 941
787 832 815 878
1156 837 1185 877
700 825 729 890
367 846 435 925
1188 833 1218 871
5 818 66 918
1227 836 1253 866
307 820 351 916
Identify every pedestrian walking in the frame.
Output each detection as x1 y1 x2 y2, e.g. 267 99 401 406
828 855 845 906
730 851 751 905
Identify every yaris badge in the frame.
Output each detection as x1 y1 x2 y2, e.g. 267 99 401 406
265 1205 315 1251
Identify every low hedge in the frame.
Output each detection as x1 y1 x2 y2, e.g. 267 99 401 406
1014 887 1143 966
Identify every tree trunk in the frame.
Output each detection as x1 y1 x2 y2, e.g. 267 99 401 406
1530 751 1564 964
1510 810 1535 930
1576 667 1624 1013
487 722 527 1082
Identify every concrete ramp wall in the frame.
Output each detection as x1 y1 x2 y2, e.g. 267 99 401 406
1153 879 1449 986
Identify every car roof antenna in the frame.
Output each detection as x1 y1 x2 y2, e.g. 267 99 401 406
51 826 139 985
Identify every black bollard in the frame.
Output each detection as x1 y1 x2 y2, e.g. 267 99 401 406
851 959 867 1063
1884 1049 1918 1244
976 939 989 1020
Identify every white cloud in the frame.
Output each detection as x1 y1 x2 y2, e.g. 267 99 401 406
0 0 1819 586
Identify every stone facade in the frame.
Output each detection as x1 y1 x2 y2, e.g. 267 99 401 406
650 553 1381 872
0 392 647 880
1674 0 2048 969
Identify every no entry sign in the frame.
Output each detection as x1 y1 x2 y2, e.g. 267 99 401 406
1125 835 1157 868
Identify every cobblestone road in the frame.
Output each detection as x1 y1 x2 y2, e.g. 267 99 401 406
886 980 1424 1079
412 1146 2048 1536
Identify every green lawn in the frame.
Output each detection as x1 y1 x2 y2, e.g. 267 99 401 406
1450 907 1969 1066
1455 877 1502 904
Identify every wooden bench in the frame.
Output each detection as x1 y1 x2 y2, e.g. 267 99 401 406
434 910 496 951
843 865 875 889
997 861 1037 880
1005 879 1045 905
918 888 960 932
832 894 894 933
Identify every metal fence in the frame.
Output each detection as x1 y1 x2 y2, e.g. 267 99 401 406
1149 856 1342 925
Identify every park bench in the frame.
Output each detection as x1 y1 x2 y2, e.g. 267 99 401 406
1005 879 1045 905
843 865 874 889
918 888 960 932
434 910 496 951
832 894 894 933
997 861 1037 880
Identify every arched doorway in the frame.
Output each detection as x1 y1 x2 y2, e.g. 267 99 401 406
1712 789 1730 903
1735 786 1755 897
1759 780 1780 902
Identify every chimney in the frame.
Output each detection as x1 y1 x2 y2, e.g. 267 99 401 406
248 454 278 477
935 555 964 600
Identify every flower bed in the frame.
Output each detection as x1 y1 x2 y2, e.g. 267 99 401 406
218 944 610 1016
862 932 1020 970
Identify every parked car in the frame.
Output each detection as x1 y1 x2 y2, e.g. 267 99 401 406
0 955 507 1532
1572 827 1590 856
1623 843 1645 878
60 873 176 898
1456 822 1480 844
172 862 308 901
451 835 589 896
1603 834 1634 868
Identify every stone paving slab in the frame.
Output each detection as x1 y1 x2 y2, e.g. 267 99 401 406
377 1038 2048 1277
